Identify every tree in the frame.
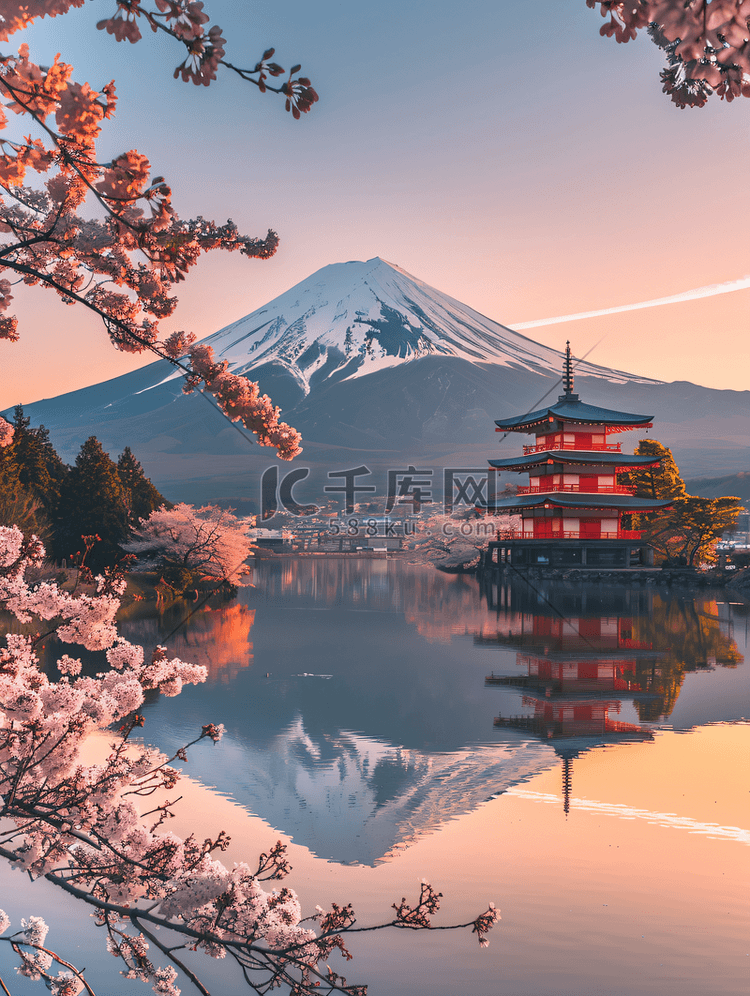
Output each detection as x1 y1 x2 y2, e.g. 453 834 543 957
587 1 750 107
125 502 254 590
646 494 743 566
11 405 68 515
631 594 743 720
0 441 48 538
0 412 55 541
53 436 130 570
619 439 686 501
0 0 308 460
2 416 165 556
0 525 498 995
117 446 169 524
622 439 742 565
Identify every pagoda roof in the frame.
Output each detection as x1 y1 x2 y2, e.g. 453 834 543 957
492 715 652 742
482 494 672 512
479 640 661 660
494 393 654 433
489 452 661 472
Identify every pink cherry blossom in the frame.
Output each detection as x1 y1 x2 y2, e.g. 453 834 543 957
0 522 497 995
0 417 13 447
125 503 256 583
587 1 750 107
0 5 497 991
0 4 307 459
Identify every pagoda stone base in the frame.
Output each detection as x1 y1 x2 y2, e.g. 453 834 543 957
483 538 654 570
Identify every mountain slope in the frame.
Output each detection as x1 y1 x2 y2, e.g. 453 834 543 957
197 257 660 393
6 258 749 504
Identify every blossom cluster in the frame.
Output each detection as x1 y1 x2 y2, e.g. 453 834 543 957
186 349 302 461
587 0 750 106
0 2 304 458
0 416 13 448
124 502 257 585
0 523 498 993
0 908 88 993
0 524 315 992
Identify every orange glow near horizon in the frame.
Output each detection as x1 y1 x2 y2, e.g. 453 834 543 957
2 268 748 411
63 720 750 995
1 5 748 410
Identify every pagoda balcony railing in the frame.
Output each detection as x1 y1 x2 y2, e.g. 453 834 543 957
494 529 644 541
522 441 622 455
515 484 636 496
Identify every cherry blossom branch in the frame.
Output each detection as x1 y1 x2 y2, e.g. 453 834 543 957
0 42 302 458
586 0 750 107
0 74 142 230
0 869 291 967
0 1 318 116
93 2 318 115
0 932 99 995
134 919 211 996
0 835 496 995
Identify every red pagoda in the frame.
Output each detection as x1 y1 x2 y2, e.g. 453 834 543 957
482 343 672 569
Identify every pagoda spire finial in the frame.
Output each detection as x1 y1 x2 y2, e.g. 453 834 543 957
562 755 573 817
563 341 574 396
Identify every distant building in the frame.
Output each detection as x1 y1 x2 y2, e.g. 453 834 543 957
481 343 672 569
722 507 750 548
249 528 292 547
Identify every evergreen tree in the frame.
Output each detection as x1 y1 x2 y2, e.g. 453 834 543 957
644 495 743 567
11 404 29 433
0 437 33 534
54 437 130 570
622 440 741 566
116 446 169 524
0 415 53 542
0 425 20 514
619 439 686 500
12 405 68 516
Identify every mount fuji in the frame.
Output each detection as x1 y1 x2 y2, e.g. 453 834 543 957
8 258 750 505
191 257 651 393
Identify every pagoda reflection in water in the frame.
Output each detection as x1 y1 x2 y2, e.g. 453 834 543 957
477 577 743 812
484 588 655 812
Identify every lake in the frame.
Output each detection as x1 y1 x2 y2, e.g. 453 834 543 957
2 557 748 995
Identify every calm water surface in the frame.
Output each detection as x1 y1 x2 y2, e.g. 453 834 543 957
3 558 748 995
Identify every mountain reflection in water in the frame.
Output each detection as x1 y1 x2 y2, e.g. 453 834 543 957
120 558 747 865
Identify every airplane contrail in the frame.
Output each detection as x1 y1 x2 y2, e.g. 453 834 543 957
511 275 750 330
507 789 749 844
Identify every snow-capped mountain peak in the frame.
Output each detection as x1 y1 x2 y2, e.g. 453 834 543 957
200 257 654 395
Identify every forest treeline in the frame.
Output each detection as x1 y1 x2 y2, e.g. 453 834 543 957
0 406 168 571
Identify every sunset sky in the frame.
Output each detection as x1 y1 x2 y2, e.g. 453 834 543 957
1 0 748 408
